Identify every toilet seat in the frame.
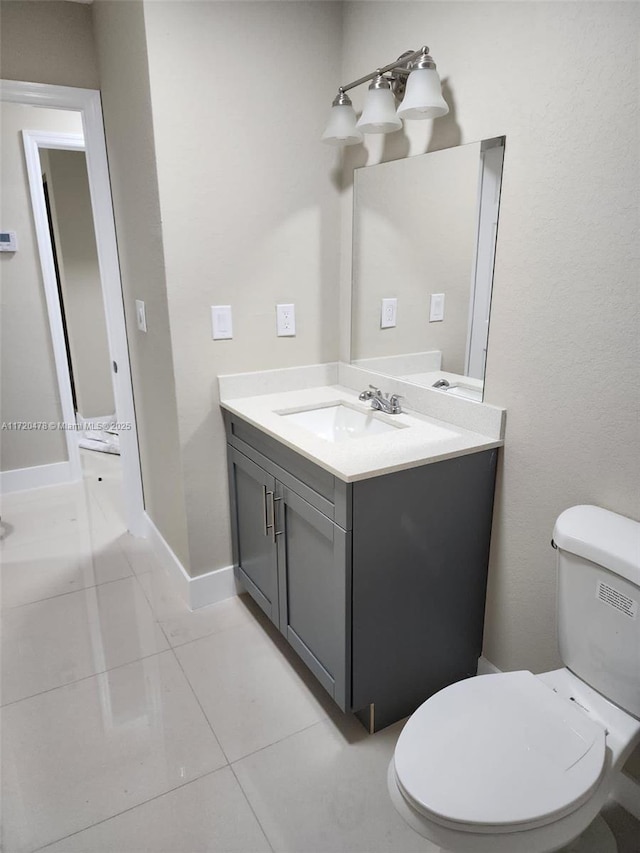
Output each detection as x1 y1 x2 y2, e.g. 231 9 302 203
394 671 607 835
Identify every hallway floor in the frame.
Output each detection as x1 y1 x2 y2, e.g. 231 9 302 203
1 452 638 852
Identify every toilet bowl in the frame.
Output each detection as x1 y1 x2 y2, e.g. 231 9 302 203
388 506 640 852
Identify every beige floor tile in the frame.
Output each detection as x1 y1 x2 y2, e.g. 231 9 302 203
138 568 254 646
3 444 637 853
1 532 132 609
0 479 90 511
1 651 227 853
1 575 168 704
88 477 127 529
175 617 329 762
43 766 272 853
79 450 129 529
233 716 437 853
0 483 107 550
114 532 163 577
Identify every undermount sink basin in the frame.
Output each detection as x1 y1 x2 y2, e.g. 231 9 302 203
280 403 403 443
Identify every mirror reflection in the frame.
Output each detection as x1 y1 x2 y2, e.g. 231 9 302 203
350 137 505 402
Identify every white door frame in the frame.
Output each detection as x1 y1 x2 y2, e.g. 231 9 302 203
2 80 145 536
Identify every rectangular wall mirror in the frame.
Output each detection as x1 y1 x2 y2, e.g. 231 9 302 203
350 137 505 402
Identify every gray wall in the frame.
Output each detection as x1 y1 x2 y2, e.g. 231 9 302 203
92 0 190 569
0 0 98 88
141 0 343 576
0 104 83 472
340 1 640 674
44 149 115 419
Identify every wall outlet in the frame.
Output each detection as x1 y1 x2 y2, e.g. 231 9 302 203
135 299 147 333
211 305 233 340
430 293 445 322
276 303 296 337
381 297 397 329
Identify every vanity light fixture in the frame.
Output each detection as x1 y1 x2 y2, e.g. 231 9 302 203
321 46 448 146
356 75 402 135
321 90 363 146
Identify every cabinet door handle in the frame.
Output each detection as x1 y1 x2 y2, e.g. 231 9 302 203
271 495 283 543
262 485 271 536
266 488 275 537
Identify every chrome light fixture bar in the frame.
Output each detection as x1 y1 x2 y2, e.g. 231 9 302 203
321 46 449 146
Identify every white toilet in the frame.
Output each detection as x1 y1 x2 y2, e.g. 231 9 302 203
388 505 640 853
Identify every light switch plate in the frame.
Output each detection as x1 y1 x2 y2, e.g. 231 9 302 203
381 297 397 329
276 303 296 337
135 299 147 333
430 293 445 322
212 305 233 340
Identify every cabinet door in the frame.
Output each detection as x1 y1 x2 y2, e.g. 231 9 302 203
276 485 350 710
228 447 279 625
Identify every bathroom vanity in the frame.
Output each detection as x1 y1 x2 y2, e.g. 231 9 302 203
220 133 507 732
222 386 500 732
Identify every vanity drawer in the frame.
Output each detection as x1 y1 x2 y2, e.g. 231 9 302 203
224 411 352 530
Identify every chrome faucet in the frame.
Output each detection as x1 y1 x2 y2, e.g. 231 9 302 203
358 385 403 415
432 379 450 389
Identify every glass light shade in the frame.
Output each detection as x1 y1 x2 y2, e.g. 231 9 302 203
397 68 449 120
321 104 363 146
356 88 402 134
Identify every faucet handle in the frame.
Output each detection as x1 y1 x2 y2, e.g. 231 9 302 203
389 393 403 413
358 386 379 401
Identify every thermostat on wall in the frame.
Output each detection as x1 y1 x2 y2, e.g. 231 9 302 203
0 231 18 252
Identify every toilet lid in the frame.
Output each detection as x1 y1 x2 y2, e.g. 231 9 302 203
394 671 607 834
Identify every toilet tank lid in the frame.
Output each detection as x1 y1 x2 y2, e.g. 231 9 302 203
554 505 640 587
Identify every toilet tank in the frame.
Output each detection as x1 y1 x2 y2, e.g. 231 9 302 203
554 505 640 719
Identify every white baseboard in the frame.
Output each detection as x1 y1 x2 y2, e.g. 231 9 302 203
144 512 240 611
0 460 75 494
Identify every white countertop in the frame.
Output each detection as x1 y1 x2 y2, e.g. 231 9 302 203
221 384 503 483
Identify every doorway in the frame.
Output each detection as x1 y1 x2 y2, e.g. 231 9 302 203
2 81 145 536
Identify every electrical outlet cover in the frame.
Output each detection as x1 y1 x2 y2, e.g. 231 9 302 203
381 297 397 329
276 303 296 336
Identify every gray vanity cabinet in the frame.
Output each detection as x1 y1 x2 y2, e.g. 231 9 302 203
276 485 350 710
224 410 497 732
227 448 279 624
226 427 350 710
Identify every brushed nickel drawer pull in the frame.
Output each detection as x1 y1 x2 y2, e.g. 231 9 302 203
262 485 271 536
271 495 283 543
266 489 276 538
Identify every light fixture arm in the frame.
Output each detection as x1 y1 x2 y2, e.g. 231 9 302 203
337 46 434 94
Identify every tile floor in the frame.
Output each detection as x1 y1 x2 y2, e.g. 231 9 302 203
1 451 638 853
